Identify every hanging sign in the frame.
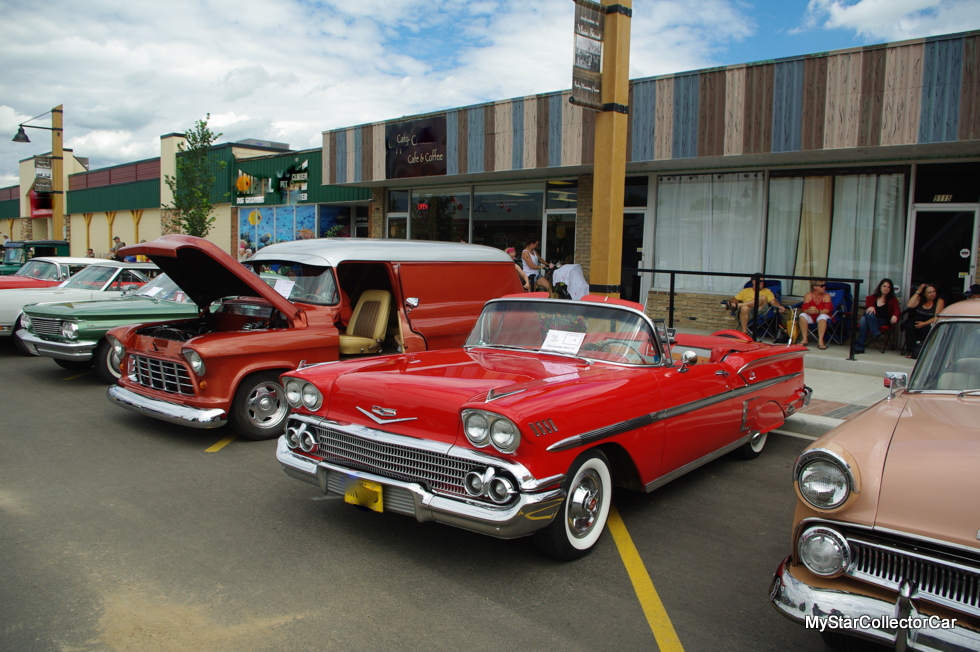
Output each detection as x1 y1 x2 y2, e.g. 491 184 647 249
34 156 52 193
571 0 605 111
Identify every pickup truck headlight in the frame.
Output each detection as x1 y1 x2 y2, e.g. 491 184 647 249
461 409 520 453
107 335 125 361
795 449 853 510
182 349 205 376
61 321 79 341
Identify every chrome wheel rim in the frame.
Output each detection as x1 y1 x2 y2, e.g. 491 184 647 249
750 431 767 452
567 469 603 539
106 347 122 379
245 382 286 428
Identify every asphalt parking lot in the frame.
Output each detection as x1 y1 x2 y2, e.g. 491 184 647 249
1 340 830 652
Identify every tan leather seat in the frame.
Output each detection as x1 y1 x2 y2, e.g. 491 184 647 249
339 290 391 354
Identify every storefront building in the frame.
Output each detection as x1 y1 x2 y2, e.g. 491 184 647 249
320 31 980 327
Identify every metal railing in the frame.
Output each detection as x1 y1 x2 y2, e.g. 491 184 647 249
631 268 864 360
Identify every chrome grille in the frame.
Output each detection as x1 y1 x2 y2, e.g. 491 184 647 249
847 537 980 617
31 317 63 337
130 354 195 395
311 424 482 500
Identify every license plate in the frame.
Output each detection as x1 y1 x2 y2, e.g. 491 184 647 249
343 478 383 513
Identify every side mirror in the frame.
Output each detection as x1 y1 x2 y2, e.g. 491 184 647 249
884 371 908 399
678 350 698 373
405 297 419 313
120 284 139 295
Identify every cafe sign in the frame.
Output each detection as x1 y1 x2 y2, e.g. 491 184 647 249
385 117 447 180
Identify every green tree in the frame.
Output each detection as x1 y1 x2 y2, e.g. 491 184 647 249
164 114 225 237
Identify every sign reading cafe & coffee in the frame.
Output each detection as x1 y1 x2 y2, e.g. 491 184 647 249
385 117 447 180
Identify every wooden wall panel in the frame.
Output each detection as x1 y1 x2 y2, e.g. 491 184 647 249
483 104 495 173
494 101 512 172
373 123 385 182
457 109 468 175
561 92 583 167
468 106 485 174
858 47 886 147
548 94 563 167
672 74 699 158
960 36 980 141
772 60 804 153
446 111 459 176
743 64 774 154
919 37 963 143
523 96 538 169
510 98 525 171
823 52 863 149
581 103 596 166
724 67 745 156
881 43 923 146
654 77 674 159
630 79 656 162
536 95 550 168
801 57 828 150
697 70 726 157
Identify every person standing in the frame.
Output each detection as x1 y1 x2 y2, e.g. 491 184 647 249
853 278 901 353
85 248 95 258
109 236 126 261
903 283 944 358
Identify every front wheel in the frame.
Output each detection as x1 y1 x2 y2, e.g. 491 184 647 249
94 339 123 384
731 431 768 460
228 371 289 440
533 450 612 560
54 358 93 371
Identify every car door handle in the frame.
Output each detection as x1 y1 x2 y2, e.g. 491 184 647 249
715 369 730 377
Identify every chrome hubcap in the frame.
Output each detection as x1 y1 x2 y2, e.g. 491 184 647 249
246 383 286 427
567 470 602 538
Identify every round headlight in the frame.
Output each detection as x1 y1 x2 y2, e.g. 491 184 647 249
798 526 850 577
798 458 851 509
182 349 205 376
301 382 322 410
284 378 303 407
61 321 78 341
20 314 33 332
463 412 490 446
490 418 520 453
299 430 317 452
108 335 125 360
284 422 303 449
487 476 516 504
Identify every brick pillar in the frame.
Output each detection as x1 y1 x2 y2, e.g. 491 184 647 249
575 174 594 283
369 188 385 238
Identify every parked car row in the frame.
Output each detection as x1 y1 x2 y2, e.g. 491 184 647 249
5 234 977 649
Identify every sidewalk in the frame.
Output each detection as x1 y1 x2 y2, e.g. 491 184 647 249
674 327 914 439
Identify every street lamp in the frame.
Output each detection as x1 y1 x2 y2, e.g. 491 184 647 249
11 105 64 240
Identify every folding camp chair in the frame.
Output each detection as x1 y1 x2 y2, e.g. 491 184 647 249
726 280 783 341
792 282 852 346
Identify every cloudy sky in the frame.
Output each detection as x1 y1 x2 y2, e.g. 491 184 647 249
1 0 977 187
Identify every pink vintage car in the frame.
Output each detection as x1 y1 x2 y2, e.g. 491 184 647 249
771 299 980 650
276 293 810 559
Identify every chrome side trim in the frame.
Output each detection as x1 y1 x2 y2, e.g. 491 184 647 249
643 433 753 492
547 371 802 452
106 385 226 428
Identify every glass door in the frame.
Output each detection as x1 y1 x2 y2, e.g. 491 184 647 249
909 208 978 304
621 212 645 303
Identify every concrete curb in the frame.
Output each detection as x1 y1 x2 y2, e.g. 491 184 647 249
781 412 844 438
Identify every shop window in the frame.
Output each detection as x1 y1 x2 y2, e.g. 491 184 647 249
546 213 576 264
388 190 409 213
624 176 649 208
388 216 407 239
546 180 577 209
473 185 544 254
411 190 469 242
914 162 980 204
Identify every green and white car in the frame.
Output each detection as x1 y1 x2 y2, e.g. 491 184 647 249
18 274 198 383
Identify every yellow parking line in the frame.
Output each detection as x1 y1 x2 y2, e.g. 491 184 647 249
63 371 93 380
608 505 685 651
205 435 236 452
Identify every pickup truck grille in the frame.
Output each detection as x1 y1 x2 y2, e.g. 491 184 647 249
311 423 480 500
847 535 980 617
130 354 195 395
30 317 63 337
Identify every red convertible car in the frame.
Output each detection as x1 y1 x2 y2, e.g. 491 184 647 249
276 294 810 559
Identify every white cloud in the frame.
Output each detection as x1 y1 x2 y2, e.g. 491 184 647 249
801 0 980 40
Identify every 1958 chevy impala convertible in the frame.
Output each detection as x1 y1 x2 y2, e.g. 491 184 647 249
771 299 980 651
276 294 811 559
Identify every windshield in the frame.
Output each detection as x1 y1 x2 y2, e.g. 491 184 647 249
61 264 146 291
908 320 980 392
464 299 662 365
243 261 337 305
2 246 25 265
14 260 59 280
134 274 194 303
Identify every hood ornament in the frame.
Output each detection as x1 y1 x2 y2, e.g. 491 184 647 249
356 406 417 425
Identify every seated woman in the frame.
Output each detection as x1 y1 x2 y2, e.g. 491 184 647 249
903 283 944 358
798 280 832 349
854 278 901 354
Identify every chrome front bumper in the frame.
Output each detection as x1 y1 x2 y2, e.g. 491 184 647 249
276 437 565 540
771 557 980 651
16 329 98 360
107 385 226 428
